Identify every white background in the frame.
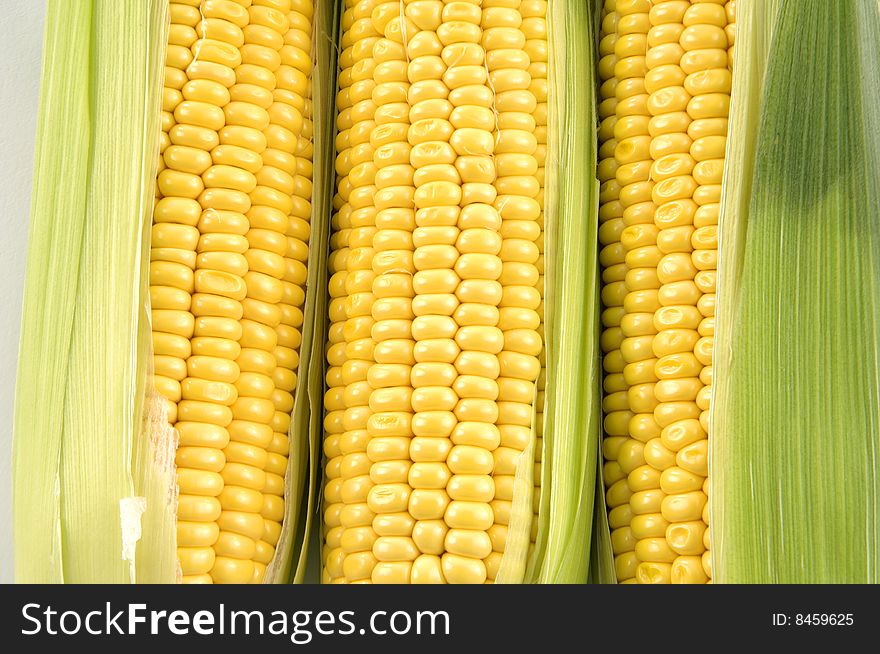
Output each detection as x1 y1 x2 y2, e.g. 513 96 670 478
0 0 46 583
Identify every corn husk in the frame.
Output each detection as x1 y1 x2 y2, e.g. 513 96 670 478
712 0 880 583
524 0 603 584
263 0 332 585
13 0 174 583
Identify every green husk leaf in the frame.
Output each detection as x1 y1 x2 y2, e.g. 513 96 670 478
712 0 880 583
495 420 534 584
525 0 602 584
287 0 339 585
12 0 91 585
13 0 172 583
714 0 783 308
589 452 616 584
132 1 177 585
264 0 335 585
586 0 615 586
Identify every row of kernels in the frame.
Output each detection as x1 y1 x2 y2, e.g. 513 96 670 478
249 0 315 583
321 0 361 577
622 0 690 585
220 8 280 587
340 0 382 585
326 21 363 583
157 0 201 193
632 0 690 585
154 2 216 585
153 0 215 419
686 0 734 583
322 0 361 583
725 0 735 65
152 1 194 421
484 1 544 581
386 2 468 583
596 1 637 584
680 0 735 585
661 0 729 585
203 0 288 585
157 4 200 583
640 0 730 584
450 0 514 585
186 176 254 587
614 0 656 584
365 0 419 586
343 1 383 586
196 1 262 585
408 0 499 585
390 0 459 586
444 2 499 586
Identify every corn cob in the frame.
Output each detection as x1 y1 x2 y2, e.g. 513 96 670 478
322 0 547 584
150 0 315 584
597 0 733 585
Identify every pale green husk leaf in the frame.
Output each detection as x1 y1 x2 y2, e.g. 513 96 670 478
524 0 602 584
14 0 174 583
